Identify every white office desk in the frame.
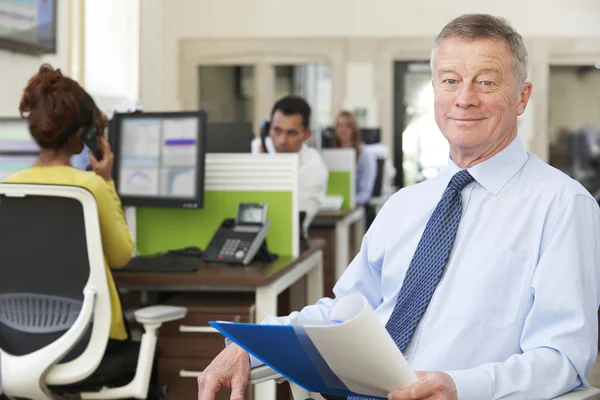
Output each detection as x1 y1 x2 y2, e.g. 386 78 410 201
311 206 365 281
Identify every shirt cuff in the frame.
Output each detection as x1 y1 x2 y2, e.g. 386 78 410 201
224 338 264 369
445 368 493 400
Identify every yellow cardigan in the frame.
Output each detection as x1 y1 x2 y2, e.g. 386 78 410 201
4 166 133 340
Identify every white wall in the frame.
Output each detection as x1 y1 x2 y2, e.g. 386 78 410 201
0 0 70 117
141 0 600 112
84 0 139 109
155 0 600 38
140 0 600 160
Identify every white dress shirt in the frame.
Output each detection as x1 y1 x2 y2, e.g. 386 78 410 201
251 137 328 234
258 136 600 399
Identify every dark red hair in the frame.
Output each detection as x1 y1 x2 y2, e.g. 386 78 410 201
19 64 106 153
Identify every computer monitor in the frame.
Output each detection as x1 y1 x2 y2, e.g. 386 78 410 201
321 127 334 149
206 122 254 153
111 111 207 209
0 118 38 153
320 126 381 148
360 128 381 144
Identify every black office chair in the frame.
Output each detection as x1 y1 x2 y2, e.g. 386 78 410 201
0 183 186 400
363 158 385 230
371 158 385 198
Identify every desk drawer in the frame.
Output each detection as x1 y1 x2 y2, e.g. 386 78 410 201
160 294 255 358
161 312 250 337
159 334 228 358
159 358 252 400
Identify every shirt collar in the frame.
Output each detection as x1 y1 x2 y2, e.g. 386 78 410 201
444 135 530 196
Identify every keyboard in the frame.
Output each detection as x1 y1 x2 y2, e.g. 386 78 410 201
122 254 201 272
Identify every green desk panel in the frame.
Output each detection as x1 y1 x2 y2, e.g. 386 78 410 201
136 190 293 257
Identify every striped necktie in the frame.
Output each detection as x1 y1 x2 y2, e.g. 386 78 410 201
346 169 474 400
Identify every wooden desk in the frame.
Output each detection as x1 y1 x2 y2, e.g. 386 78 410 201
114 239 325 400
309 206 365 296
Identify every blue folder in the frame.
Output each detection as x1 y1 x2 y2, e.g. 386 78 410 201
209 321 387 399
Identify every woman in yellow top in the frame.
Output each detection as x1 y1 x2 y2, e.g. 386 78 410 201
3 64 133 343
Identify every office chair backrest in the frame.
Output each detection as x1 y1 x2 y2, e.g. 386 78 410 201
0 184 111 385
372 158 385 197
0 192 91 355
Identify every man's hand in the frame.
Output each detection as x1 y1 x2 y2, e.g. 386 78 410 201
197 344 250 400
388 372 457 400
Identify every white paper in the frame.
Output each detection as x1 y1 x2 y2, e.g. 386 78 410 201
304 293 417 398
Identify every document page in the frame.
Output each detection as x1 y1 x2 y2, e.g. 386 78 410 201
302 293 417 397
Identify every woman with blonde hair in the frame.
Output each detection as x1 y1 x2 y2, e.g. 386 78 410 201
333 110 378 205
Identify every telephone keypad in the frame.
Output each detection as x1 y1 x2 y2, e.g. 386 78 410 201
219 239 252 259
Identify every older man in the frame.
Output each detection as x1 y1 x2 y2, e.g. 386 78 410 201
197 14 600 400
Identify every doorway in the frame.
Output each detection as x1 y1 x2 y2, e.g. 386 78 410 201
393 61 448 188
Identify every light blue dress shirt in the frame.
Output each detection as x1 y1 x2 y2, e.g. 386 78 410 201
355 147 378 204
253 136 600 399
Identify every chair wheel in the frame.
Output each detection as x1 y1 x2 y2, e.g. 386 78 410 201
147 383 168 399
160 384 169 398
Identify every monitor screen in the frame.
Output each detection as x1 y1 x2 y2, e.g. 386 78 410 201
112 111 207 209
237 203 267 225
0 154 37 181
0 118 38 153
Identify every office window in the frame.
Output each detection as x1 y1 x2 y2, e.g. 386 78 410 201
198 66 254 123
395 62 449 187
274 63 333 126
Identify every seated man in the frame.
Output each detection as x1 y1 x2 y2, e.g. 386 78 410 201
199 14 600 400
251 95 329 235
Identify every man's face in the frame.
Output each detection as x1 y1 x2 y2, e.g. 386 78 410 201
432 37 532 159
269 110 310 153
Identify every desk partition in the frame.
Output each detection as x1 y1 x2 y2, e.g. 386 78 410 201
321 148 356 210
127 154 300 258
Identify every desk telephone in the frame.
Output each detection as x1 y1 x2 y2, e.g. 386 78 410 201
203 203 275 265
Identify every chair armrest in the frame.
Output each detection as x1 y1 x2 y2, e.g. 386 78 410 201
552 388 600 400
249 365 286 385
134 305 187 324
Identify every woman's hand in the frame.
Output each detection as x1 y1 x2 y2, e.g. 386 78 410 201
89 137 114 181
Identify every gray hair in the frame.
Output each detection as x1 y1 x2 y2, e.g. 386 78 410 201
430 14 529 87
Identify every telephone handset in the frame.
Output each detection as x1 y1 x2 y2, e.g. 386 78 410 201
203 203 276 265
81 127 103 170
260 120 272 153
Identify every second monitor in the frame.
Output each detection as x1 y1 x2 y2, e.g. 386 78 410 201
111 111 207 209
206 121 255 153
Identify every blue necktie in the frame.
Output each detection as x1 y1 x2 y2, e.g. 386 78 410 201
346 169 474 400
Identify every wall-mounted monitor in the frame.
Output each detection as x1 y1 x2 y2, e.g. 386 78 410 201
0 0 57 55
111 111 207 209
